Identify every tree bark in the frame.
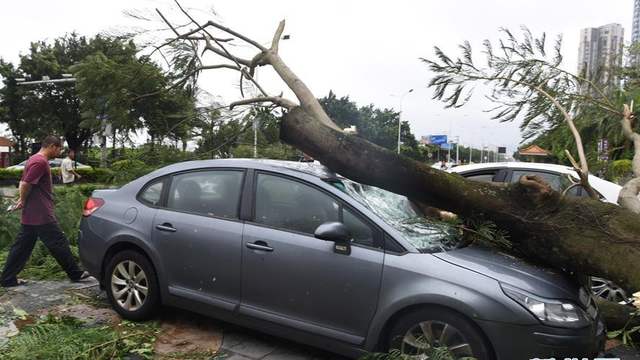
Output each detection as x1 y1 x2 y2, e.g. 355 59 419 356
596 299 640 331
281 106 640 292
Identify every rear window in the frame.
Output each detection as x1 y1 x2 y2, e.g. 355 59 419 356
139 179 164 206
167 170 244 219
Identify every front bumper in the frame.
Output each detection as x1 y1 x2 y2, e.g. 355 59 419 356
477 317 605 360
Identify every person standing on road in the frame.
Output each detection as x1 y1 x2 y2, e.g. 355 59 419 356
61 149 82 185
0 136 89 288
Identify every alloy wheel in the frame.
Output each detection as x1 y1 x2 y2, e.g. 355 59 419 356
111 260 149 312
591 277 632 304
400 320 475 359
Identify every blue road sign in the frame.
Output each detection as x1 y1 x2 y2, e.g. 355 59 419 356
429 135 448 145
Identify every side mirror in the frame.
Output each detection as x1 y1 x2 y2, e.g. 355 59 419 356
314 222 352 255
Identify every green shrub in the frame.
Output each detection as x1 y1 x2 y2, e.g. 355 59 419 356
0 197 21 250
76 168 114 184
0 168 115 185
110 159 155 184
608 159 633 184
0 168 22 181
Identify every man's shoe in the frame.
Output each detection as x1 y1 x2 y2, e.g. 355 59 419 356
1 279 28 288
71 271 92 283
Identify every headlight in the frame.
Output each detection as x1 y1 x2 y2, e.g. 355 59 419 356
502 284 591 329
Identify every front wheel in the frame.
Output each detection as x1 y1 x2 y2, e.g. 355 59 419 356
105 250 159 321
386 307 492 360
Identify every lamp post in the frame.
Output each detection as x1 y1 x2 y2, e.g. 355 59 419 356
396 88 413 154
16 74 76 86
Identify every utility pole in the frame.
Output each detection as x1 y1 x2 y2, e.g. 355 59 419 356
454 136 460 164
253 116 258 158
394 89 413 154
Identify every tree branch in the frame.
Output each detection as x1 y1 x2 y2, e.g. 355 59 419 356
618 102 640 213
133 64 240 101
173 0 266 51
271 20 286 53
229 96 297 110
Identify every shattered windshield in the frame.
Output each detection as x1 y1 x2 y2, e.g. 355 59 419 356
330 179 462 253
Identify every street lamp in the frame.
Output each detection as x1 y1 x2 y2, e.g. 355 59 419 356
396 88 413 154
16 74 76 86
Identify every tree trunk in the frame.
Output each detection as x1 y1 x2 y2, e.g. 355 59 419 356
596 299 640 331
280 106 640 292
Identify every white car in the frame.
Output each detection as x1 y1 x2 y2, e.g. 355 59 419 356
447 162 629 303
446 162 621 204
6 158 92 171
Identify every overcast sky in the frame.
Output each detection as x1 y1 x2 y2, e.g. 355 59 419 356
0 0 634 153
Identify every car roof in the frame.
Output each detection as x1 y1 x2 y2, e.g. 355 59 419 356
147 158 337 179
449 162 577 174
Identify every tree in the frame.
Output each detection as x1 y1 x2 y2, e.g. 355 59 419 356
422 29 640 213
0 33 197 160
148 2 640 313
320 91 428 161
0 60 33 158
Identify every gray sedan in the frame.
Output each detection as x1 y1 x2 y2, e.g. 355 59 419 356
78 159 605 359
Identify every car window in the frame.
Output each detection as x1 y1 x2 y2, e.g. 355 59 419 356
462 171 498 182
139 179 164 206
510 170 564 191
255 173 339 234
343 207 374 247
167 170 244 219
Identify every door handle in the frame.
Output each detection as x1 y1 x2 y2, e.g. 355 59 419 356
246 241 273 252
156 223 177 232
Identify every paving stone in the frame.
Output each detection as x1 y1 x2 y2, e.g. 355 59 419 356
154 315 223 357
222 354 254 360
604 344 640 359
222 334 278 358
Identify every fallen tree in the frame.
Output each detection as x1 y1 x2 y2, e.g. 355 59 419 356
151 1 640 319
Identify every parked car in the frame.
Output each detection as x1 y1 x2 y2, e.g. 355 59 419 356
6 158 92 171
447 162 621 203
79 159 604 359
448 162 630 304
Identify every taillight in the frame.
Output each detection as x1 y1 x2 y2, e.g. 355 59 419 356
83 197 105 217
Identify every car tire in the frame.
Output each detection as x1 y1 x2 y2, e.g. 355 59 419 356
386 307 493 360
105 250 160 321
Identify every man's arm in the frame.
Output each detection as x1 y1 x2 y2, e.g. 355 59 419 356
15 181 32 209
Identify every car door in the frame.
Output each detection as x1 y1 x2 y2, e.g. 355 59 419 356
240 172 384 343
152 168 245 310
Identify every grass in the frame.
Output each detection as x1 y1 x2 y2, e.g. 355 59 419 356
360 348 465 360
1 315 159 360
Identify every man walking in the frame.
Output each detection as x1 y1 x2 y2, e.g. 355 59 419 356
61 149 81 185
0 136 89 287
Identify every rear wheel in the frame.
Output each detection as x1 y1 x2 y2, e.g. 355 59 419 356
105 250 159 321
386 307 492 360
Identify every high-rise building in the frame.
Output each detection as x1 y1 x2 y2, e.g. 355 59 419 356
577 23 624 89
632 0 640 64
633 0 640 46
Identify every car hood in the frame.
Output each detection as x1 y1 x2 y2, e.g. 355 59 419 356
433 246 581 301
